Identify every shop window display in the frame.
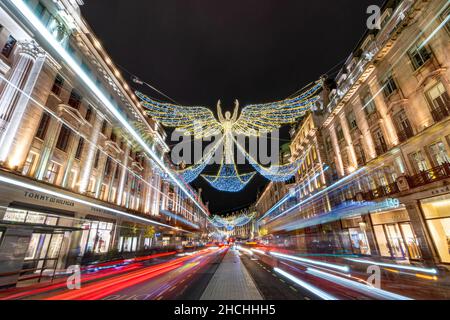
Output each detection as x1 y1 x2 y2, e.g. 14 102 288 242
80 221 113 255
421 195 450 263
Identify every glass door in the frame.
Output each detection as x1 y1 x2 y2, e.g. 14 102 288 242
399 223 421 260
22 232 65 283
384 224 407 259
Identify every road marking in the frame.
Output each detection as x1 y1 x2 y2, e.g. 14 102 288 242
304 297 311 300
279 279 286 283
169 286 177 292
156 296 163 300
289 286 298 292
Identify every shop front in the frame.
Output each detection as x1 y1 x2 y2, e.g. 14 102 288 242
370 208 422 261
341 216 372 255
420 194 450 264
79 218 114 256
0 207 77 286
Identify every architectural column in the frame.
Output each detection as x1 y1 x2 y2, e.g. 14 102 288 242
107 161 118 203
79 113 104 194
352 102 377 161
328 123 345 177
371 81 399 147
405 200 440 265
117 144 130 206
61 135 81 188
0 41 47 167
94 150 108 198
143 157 153 214
338 112 358 172
34 117 61 180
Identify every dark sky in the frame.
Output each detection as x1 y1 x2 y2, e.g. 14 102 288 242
82 0 384 214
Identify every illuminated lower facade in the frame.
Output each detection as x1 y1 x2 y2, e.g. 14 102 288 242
0 0 211 288
257 0 450 266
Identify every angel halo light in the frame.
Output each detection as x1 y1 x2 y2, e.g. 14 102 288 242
136 79 323 192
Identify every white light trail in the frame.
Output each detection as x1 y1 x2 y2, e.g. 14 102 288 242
270 252 350 273
251 249 266 255
346 258 438 275
306 268 412 300
274 268 338 300
9 0 207 216
268 166 369 222
236 246 253 255
0 173 189 232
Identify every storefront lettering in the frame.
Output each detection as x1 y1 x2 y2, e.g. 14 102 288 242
431 186 450 196
24 191 75 207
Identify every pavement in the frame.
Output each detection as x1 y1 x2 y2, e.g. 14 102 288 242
200 248 263 300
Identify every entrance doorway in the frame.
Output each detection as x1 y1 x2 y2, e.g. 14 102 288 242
21 231 67 283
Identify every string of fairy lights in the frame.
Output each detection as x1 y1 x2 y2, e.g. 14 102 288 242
208 212 256 231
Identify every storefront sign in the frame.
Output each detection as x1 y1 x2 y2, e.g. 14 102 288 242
371 209 410 225
24 191 75 207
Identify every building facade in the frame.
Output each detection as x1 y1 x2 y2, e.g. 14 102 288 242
0 0 211 288
257 0 450 266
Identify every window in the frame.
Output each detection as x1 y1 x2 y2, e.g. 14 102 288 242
394 109 413 142
114 166 121 180
56 125 71 151
101 120 108 135
93 150 100 169
75 138 84 160
325 135 333 152
410 151 428 173
354 144 366 166
373 128 387 155
1 35 17 58
110 131 117 143
336 124 345 141
45 161 61 184
68 89 82 110
382 76 398 97
22 153 38 176
36 112 51 140
104 157 112 176
427 82 450 113
347 110 358 130
409 45 431 70
51 75 64 96
85 105 93 122
428 141 450 166
362 93 377 116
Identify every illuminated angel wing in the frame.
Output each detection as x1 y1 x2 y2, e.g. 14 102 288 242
232 80 323 136
136 91 222 139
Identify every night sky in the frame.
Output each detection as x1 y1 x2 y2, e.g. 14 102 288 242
82 0 384 214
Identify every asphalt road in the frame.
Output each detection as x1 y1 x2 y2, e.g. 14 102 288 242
240 253 317 300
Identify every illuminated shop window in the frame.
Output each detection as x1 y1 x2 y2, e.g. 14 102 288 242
421 195 450 263
80 221 113 255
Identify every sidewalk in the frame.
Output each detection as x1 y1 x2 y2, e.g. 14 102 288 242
200 248 262 300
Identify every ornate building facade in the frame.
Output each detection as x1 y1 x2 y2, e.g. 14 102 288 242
257 0 450 266
0 0 211 287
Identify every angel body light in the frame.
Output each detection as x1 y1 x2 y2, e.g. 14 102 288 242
136 80 323 192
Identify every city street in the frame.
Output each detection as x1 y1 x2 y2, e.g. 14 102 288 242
0 0 450 305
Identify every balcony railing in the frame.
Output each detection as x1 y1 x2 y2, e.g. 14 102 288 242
375 142 389 156
360 182 400 201
397 126 414 143
430 104 450 123
409 162 450 188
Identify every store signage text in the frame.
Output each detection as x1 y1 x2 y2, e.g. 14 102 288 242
24 191 75 207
